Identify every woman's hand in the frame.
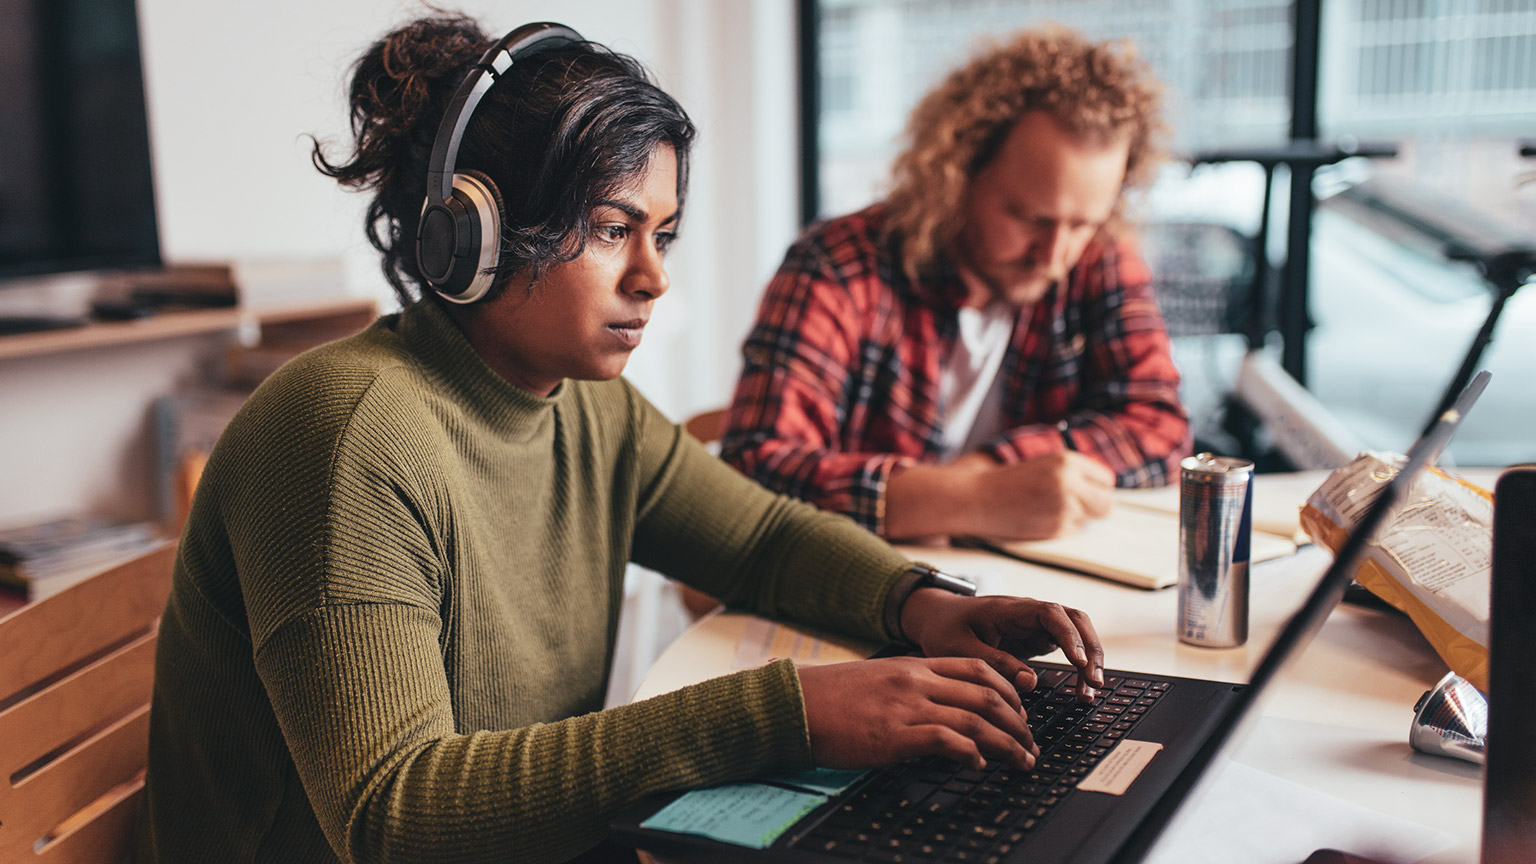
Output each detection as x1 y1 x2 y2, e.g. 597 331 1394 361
798 656 1040 771
900 588 1104 701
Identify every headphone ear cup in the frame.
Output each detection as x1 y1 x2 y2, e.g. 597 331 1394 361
460 169 507 234
422 170 504 304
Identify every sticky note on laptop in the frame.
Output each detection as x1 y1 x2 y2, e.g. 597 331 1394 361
639 782 826 849
757 767 868 795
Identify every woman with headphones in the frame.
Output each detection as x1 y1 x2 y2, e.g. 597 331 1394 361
139 14 1104 864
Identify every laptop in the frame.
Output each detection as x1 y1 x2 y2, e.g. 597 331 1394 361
1483 465 1536 864
611 371 1489 864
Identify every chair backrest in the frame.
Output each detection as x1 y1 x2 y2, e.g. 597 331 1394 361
683 408 728 445
1138 220 1256 338
0 542 175 864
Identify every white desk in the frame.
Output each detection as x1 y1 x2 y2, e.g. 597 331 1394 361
635 471 1500 863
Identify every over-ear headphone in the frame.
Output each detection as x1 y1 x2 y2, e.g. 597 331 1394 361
416 22 583 304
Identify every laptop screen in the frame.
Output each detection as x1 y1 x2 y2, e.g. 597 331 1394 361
1483 466 1536 864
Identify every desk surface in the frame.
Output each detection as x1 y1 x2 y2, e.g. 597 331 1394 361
636 470 1502 864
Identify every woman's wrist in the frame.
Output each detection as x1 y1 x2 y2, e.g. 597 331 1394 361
899 586 966 648
888 566 978 646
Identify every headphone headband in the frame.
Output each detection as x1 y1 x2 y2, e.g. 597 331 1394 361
417 22 584 303
424 22 582 207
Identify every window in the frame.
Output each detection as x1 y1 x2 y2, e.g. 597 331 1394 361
807 0 1536 466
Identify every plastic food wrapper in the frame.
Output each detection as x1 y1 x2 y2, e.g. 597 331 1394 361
1299 451 1492 691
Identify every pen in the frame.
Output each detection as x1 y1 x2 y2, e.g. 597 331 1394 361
1057 420 1076 451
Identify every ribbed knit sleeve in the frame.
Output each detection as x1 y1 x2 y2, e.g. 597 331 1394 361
626 391 911 642
258 606 809 863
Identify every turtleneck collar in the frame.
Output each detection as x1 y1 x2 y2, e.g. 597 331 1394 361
394 299 569 435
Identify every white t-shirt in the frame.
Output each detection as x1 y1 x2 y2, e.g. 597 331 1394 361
937 300 1024 462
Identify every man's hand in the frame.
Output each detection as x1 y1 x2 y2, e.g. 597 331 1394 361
886 450 1114 541
798 656 1040 771
966 451 1114 539
899 587 1104 702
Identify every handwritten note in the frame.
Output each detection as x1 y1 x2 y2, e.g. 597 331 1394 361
640 782 826 849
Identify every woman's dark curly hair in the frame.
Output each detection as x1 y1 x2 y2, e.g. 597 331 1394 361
312 13 695 306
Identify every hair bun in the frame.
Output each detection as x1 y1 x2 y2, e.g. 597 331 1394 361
349 14 487 142
311 14 492 301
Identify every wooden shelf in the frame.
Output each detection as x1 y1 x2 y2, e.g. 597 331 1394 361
0 298 377 362
0 307 240 361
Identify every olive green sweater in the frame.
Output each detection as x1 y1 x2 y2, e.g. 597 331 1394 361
138 300 910 864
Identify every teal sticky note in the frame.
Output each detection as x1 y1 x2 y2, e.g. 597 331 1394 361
758 767 868 795
640 783 826 849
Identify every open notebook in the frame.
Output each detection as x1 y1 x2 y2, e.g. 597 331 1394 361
1113 470 1329 545
970 501 1298 590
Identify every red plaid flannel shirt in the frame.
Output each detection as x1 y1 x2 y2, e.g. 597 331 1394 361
720 205 1190 536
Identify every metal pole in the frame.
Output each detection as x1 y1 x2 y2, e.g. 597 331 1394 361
1282 0 1323 386
796 0 821 227
1248 167 1277 351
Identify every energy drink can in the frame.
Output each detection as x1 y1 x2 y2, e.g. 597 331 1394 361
1178 453 1254 647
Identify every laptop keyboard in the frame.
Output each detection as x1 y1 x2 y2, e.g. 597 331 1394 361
792 667 1172 862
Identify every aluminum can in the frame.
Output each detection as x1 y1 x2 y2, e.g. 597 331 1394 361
1409 671 1487 764
1177 453 1254 647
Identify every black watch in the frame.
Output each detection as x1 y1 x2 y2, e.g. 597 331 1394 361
883 563 977 644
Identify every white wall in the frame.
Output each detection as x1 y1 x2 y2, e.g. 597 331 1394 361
0 0 800 528
1 335 229 526
137 0 800 420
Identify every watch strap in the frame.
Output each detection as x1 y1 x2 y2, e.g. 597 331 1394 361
881 563 978 644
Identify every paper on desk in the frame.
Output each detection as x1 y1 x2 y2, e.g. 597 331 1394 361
1143 759 1455 864
1115 472 1326 546
981 506 1297 590
733 618 869 669
639 782 825 849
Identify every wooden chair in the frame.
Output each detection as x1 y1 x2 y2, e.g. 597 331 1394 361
0 542 176 864
682 408 728 446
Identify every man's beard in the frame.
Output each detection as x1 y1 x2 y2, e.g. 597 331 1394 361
979 261 1057 306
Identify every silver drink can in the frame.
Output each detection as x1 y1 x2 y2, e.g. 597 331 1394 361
1409 671 1487 764
1178 453 1254 647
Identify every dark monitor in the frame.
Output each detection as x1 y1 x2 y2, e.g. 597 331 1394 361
0 0 160 282
1483 467 1536 863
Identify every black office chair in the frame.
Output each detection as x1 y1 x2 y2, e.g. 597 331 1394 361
1139 220 1265 460
1139 220 1257 339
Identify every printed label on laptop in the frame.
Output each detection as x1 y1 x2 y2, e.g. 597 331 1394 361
1078 740 1164 795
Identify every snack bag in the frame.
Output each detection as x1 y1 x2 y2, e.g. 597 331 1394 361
1299 451 1493 691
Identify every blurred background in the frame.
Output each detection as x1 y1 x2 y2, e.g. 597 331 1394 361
3 0 1532 697
811 0 1536 469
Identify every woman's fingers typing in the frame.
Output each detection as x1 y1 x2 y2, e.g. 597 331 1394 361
799 657 1039 771
984 598 1105 699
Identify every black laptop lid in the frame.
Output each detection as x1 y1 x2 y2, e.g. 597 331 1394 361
1112 370 1490 864
1482 466 1536 864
